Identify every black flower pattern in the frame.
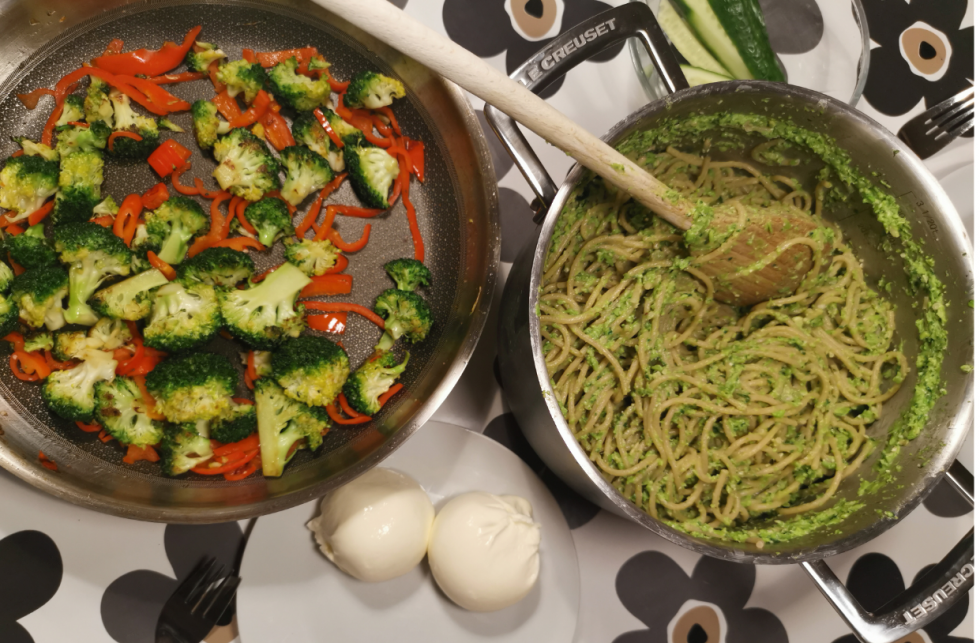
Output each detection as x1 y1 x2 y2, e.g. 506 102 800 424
0 530 63 643
443 0 626 98
830 553 972 643
614 551 787 643
924 477 973 518
862 0 974 126
101 523 243 643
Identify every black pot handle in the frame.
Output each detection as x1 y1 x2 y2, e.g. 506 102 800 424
483 2 687 223
801 461 975 643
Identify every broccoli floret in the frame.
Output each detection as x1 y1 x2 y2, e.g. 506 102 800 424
243 197 294 246
210 402 257 444
0 293 19 338
42 348 117 421
13 137 59 162
344 71 405 109
7 224 57 269
159 118 184 133
280 145 333 207
0 260 12 294
55 95 85 126
52 330 88 361
142 196 209 264
89 317 132 350
92 196 119 217
0 261 13 294
186 42 227 72
344 145 399 209
52 150 104 226
145 352 237 424
0 155 59 221
53 222 132 326
271 335 349 407
22 331 53 353
342 350 409 415
91 268 169 320
267 56 331 111
143 281 221 352
11 266 69 330
255 378 329 477
219 262 310 349
384 258 431 291
107 89 161 160
84 76 114 126
177 246 255 287
159 423 214 476
374 289 433 351
216 60 267 103
291 110 358 174
55 121 111 157
94 376 165 447
191 99 230 150
282 237 338 276
212 128 281 201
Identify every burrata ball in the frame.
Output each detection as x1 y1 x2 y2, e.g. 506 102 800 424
307 467 434 582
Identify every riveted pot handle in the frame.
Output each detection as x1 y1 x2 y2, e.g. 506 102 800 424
484 2 687 223
801 461 975 643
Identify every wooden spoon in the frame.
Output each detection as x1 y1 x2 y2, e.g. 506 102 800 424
312 0 821 306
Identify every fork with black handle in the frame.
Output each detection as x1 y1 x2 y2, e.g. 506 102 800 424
898 87 974 159
156 557 241 643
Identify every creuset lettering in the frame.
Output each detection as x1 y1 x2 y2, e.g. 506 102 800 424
540 19 616 70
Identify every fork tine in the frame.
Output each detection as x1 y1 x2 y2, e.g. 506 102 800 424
946 117 975 141
197 575 241 621
933 98 975 129
922 87 974 120
942 107 974 134
187 563 226 607
171 557 218 602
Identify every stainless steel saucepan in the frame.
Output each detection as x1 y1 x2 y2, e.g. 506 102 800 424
0 0 499 522
490 5 974 642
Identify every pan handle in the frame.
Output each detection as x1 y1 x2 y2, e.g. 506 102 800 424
801 461 975 643
484 2 687 223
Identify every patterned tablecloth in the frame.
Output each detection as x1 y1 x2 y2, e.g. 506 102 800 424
0 0 973 642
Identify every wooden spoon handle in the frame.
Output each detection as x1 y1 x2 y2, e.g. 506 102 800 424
310 0 694 230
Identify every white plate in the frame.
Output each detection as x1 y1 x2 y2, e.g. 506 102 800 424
939 163 974 242
237 421 580 643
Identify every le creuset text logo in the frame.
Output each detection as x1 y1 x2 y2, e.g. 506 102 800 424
902 563 974 624
531 18 617 78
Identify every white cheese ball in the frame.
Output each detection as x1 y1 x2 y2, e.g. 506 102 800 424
427 492 541 611
307 468 434 582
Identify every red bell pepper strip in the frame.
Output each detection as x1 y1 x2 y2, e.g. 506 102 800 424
171 163 200 196
102 38 125 56
319 222 372 253
235 203 257 235
141 183 170 210
92 25 202 77
212 237 265 252
147 251 177 280
377 383 404 409
113 194 144 247
303 301 385 329
403 139 425 182
338 393 370 420
212 90 242 121
207 59 226 93
147 139 192 178
3 332 25 351
115 75 192 113
313 107 345 149
229 89 271 128
241 48 256 64
376 106 402 136
122 444 161 464
326 402 371 425
75 420 103 433
39 451 58 471
146 71 206 85
46 350 76 371
133 375 166 420
332 205 385 219
16 87 56 110
300 274 352 298
108 131 143 153
256 47 319 68
27 200 54 227
259 108 295 151
307 312 347 334
223 458 261 481
321 66 349 93
213 433 260 457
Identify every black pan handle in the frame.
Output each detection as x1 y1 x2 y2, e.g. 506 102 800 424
484 2 687 223
801 461 975 643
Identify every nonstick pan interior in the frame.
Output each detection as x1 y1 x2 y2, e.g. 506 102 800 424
0 0 498 521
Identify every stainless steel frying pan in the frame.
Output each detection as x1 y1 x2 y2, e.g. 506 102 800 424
489 5 973 642
0 0 499 522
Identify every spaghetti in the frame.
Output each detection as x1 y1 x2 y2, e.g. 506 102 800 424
540 141 907 546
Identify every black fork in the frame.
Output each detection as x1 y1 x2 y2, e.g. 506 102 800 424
155 557 241 643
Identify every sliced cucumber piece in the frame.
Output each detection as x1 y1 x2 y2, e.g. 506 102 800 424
680 64 733 87
658 1 729 77
672 0 785 82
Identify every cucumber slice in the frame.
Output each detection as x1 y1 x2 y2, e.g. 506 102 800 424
657 1 729 77
680 64 733 87
672 0 785 82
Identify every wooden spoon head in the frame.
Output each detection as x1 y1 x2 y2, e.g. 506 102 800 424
689 202 832 307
